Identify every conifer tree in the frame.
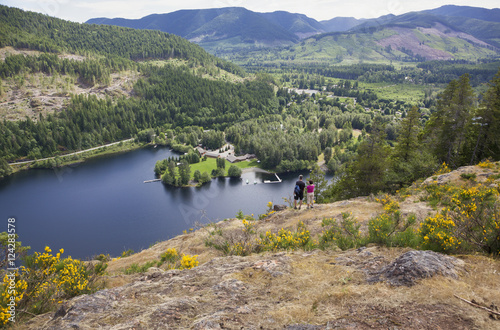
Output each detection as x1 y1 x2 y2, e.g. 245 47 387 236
388 106 436 187
332 118 389 200
471 68 500 162
425 74 475 167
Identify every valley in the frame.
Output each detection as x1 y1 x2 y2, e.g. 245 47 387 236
0 3 499 328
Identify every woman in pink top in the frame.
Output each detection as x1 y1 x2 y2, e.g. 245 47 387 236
306 180 315 209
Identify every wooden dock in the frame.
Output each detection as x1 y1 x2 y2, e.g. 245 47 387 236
144 179 161 183
264 173 282 184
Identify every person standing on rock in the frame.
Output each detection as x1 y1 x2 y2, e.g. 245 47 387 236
293 174 306 210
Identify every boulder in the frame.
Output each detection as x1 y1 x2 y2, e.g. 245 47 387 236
273 204 287 211
368 250 465 286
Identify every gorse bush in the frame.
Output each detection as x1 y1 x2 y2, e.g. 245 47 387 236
418 183 500 255
434 162 451 175
368 195 419 248
448 185 500 254
160 248 199 270
0 246 106 324
422 183 458 208
180 254 199 269
419 211 460 252
160 248 179 265
258 221 312 251
0 272 27 326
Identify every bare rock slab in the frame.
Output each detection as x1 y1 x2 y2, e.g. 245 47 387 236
368 250 465 286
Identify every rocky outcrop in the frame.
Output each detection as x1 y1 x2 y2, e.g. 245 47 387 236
26 254 292 329
24 249 476 329
367 250 465 286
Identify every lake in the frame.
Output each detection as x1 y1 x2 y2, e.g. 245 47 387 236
0 147 319 259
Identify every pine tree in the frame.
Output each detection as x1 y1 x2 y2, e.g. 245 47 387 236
178 160 191 185
425 74 475 167
332 118 389 200
389 106 437 187
471 68 500 162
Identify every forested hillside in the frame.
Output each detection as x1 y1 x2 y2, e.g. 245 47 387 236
0 5 243 75
0 5 274 174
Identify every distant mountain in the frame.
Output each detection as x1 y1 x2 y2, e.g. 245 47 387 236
87 5 500 64
423 5 500 22
88 7 300 46
260 11 325 38
352 8 500 49
320 17 366 32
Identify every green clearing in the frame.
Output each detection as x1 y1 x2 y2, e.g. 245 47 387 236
360 82 430 103
189 158 260 178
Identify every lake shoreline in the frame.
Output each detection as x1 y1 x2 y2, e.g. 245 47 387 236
6 139 147 177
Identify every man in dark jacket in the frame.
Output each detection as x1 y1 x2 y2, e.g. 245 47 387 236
293 174 306 209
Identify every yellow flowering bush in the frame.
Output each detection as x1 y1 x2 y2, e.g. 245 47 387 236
375 194 400 213
0 246 105 324
159 248 199 270
126 248 200 273
258 221 312 251
423 183 458 207
160 248 179 264
478 159 494 169
433 162 451 175
56 257 91 297
0 272 27 326
180 254 199 269
242 218 255 234
448 185 500 255
419 211 460 252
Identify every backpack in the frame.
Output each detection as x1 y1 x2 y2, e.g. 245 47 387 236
294 184 301 195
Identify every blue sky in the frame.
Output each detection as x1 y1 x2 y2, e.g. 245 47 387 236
1 0 499 23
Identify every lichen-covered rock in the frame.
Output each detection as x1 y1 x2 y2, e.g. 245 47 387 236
368 250 465 286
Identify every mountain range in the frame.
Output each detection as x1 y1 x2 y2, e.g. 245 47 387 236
87 5 500 63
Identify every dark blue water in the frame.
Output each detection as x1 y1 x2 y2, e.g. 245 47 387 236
0 147 312 259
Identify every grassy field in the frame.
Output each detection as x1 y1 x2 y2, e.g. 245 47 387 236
360 81 433 104
189 158 260 178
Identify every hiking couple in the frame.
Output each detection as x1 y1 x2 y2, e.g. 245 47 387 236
293 174 314 209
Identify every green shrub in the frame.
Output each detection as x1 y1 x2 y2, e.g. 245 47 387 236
124 261 157 274
460 173 476 180
319 213 364 250
367 195 419 248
